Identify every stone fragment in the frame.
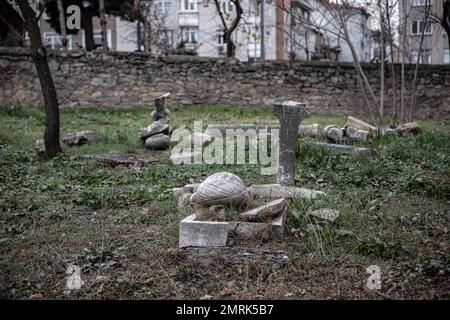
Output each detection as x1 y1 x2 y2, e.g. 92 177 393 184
396 122 421 137
248 184 326 199
273 101 310 185
239 198 287 222
190 172 249 207
139 120 170 140
144 133 171 150
62 131 101 146
179 214 229 247
308 141 378 159
344 126 370 141
346 116 377 136
230 212 285 240
323 125 344 142
310 208 340 222
298 124 321 138
152 92 171 122
81 153 159 167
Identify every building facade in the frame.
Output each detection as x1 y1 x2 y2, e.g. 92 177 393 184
3 0 380 63
402 0 449 64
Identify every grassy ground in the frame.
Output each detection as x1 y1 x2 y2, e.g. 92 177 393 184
0 103 449 299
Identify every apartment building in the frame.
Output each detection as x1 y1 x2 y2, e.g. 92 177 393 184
2 0 377 62
402 0 449 64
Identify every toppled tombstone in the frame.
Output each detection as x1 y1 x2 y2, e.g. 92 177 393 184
299 123 321 138
179 211 286 247
273 100 310 185
396 122 421 137
81 152 159 167
344 126 370 141
175 172 302 247
62 131 101 146
323 125 344 142
310 208 340 222
308 141 378 159
248 184 326 200
346 116 377 137
239 198 287 222
139 93 172 150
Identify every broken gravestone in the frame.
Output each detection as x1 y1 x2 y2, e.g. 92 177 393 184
139 93 172 150
62 131 101 146
273 101 310 185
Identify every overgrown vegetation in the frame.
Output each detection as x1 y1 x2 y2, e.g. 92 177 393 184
0 103 449 299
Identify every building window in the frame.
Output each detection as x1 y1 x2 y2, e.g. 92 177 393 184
93 30 112 49
220 0 233 13
248 42 261 58
412 50 431 64
43 32 73 50
444 49 450 64
412 0 429 6
157 0 173 14
180 26 198 43
284 37 291 53
181 0 198 11
284 11 290 25
411 20 432 35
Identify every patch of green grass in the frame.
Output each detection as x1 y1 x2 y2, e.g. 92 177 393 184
0 103 449 299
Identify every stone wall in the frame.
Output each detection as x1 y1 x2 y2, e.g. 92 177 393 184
1 48 449 119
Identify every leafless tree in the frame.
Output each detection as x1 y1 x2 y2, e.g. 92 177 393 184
212 0 244 58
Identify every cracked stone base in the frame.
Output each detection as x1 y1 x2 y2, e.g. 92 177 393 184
179 212 286 248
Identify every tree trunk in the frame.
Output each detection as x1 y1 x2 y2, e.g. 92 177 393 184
400 0 407 122
409 1 432 121
442 0 450 54
16 0 62 158
386 0 397 126
57 0 67 49
99 0 108 50
143 16 151 53
378 0 385 127
81 10 95 51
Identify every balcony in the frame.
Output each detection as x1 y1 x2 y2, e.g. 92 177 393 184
179 12 199 26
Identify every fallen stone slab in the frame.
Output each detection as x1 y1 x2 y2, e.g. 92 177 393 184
230 212 285 240
81 152 159 167
346 116 377 136
248 184 326 200
308 141 378 159
344 126 370 141
239 198 287 222
182 247 288 270
310 208 340 222
62 131 101 146
179 214 230 247
396 122 421 137
145 133 171 150
298 123 321 138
